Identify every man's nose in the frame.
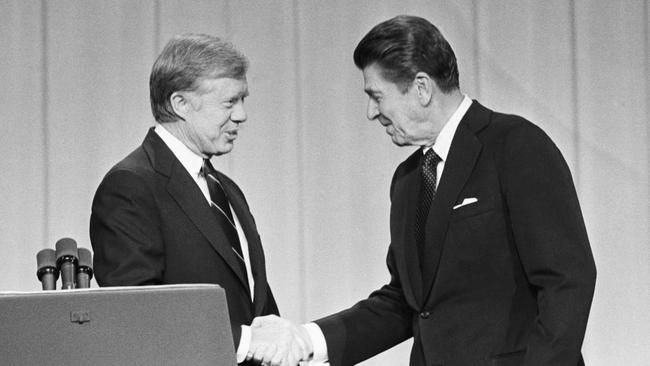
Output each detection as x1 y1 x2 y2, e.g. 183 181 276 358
366 99 379 120
231 102 247 123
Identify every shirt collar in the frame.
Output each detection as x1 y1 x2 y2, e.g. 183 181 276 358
424 94 473 160
154 123 204 179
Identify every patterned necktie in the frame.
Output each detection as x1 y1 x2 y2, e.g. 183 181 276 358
414 149 442 271
201 159 245 260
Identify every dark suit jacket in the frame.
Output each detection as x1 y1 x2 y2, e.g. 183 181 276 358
90 127 279 352
316 101 596 366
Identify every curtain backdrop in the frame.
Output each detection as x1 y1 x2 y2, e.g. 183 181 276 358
1 1 648 364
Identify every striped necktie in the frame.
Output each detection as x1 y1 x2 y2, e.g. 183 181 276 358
201 159 245 260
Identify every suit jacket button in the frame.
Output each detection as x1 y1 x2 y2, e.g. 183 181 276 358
419 311 430 319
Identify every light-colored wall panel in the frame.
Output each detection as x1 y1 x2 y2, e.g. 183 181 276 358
574 1 650 364
157 0 230 49
294 0 399 314
0 1 45 291
476 0 577 169
45 1 155 250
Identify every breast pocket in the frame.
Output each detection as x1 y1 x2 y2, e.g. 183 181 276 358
447 194 507 264
450 194 496 222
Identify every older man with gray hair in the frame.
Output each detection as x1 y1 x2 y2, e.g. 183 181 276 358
90 34 311 366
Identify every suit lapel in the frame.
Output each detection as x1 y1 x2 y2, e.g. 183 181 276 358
142 129 250 291
218 172 269 315
391 153 425 308
421 102 488 302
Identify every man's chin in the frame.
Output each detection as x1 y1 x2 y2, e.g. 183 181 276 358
213 143 234 156
390 136 408 147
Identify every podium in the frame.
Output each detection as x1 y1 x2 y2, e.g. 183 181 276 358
0 284 236 366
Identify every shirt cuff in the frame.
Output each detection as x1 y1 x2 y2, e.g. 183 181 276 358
236 325 251 363
303 322 328 363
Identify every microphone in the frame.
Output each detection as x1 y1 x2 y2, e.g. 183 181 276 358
55 238 79 290
76 248 93 289
36 249 59 290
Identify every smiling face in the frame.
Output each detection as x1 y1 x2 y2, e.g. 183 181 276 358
362 63 435 147
180 77 249 157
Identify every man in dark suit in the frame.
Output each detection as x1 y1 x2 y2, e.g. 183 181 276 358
254 15 596 366
90 34 310 366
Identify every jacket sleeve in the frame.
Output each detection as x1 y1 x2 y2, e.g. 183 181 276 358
501 122 597 365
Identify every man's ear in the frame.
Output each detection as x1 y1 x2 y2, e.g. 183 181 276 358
170 91 191 120
413 72 434 106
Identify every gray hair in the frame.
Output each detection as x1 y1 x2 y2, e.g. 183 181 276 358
149 33 249 122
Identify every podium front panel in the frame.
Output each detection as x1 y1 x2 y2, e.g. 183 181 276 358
0 284 236 366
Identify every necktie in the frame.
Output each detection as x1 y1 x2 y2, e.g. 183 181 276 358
201 159 245 260
414 149 442 274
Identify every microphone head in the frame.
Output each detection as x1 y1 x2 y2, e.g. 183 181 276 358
55 237 78 261
78 248 93 269
36 249 57 270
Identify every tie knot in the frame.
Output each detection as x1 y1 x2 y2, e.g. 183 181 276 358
202 159 216 177
423 149 441 168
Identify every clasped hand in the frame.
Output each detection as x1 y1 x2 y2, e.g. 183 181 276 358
246 315 313 366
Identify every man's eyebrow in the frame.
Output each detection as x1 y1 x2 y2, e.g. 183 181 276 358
230 90 249 100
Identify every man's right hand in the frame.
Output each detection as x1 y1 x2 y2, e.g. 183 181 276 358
246 315 313 366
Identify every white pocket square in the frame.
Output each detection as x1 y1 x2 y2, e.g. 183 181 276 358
453 197 478 210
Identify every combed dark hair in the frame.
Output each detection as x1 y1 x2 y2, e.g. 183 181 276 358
149 33 248 122
353 15 459 93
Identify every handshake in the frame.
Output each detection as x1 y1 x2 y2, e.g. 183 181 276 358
245 315 317 366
